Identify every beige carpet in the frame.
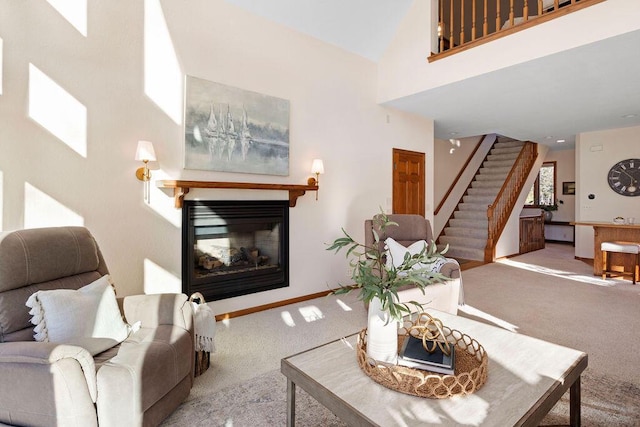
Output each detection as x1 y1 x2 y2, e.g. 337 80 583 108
162 243 640 426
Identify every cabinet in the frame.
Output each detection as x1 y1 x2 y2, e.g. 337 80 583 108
544 221 575 245
519 215 545 254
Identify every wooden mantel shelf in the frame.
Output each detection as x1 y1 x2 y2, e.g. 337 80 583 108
156 180 318 208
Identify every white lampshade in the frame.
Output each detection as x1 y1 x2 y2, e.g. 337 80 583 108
135 140 157 162
311 159 324 175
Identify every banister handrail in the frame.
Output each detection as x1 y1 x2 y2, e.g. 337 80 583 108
485 142 538 262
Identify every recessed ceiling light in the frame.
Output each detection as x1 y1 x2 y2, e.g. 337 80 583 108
622 114 638 119
556 139 565 143
449 132 458 135
545 136 553 139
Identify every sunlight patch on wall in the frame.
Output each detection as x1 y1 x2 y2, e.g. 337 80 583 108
24 182 84 228
46 0 88 37
143 258 181 294
28 64 87 157
148 169 181 227
144 0 183 125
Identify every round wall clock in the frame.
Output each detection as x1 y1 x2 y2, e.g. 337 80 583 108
607 158 640 196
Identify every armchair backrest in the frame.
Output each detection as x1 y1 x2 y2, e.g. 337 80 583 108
0 226 109 343
364 214 435 254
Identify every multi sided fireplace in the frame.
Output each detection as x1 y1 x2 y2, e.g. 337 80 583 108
182 200 289 301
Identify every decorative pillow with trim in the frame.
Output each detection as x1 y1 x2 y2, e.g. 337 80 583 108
384 237 450 272
25 275 130 354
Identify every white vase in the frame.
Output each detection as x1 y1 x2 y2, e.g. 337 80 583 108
366 298 399 364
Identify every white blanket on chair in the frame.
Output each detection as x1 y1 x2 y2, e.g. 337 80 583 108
192 301 216 352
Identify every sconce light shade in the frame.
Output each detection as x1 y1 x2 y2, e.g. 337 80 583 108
135 141 156 203
311 159 324 175
310 159 324 201
135 140 157 162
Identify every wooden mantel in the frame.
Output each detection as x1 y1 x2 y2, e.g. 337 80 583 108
156 180 318 208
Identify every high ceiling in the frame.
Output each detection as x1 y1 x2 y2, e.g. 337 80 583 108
226 0 640 150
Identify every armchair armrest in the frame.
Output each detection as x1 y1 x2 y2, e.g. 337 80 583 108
439 260 460 279
0 341 98 426
122 293 193 332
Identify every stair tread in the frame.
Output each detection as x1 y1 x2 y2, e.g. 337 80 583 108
439 139 527 263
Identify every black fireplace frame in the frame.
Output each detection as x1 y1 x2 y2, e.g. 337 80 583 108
182 200 290 301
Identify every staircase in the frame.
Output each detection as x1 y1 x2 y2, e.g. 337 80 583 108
439 139 526 261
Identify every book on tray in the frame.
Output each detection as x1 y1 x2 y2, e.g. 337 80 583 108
398 335 455 375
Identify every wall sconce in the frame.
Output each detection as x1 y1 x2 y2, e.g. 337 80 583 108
309 159 324 200
135 140 156 203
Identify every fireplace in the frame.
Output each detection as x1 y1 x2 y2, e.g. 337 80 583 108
182 200 289 301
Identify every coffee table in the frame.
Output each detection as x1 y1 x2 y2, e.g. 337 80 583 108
281 309 587 426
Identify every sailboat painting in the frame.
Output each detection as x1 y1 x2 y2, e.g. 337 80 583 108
184 76 290 176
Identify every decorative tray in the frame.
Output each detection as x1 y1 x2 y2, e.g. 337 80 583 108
356 314 488 399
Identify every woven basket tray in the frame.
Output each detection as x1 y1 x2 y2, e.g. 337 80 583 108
356 321 488 399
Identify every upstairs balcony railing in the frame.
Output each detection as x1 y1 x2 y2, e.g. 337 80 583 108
431 0 605 61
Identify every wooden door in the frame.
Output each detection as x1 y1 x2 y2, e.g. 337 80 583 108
392 149 425 216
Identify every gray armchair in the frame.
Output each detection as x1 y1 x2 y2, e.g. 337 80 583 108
365 214 463 314
0 226 194 427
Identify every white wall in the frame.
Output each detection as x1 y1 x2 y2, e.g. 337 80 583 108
0 0 434 314
433 136 481 205
433 135 492 236
542 148 576 222
379 0 640 103
575 126 640 258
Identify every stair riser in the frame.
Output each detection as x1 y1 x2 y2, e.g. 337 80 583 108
449 218 488 228
442 246 485 261
439 236 486 249
463 196 494 204
493 141 524 149
483 160 517 168
453 210 487 219
467 188 498 196
444 227 488 238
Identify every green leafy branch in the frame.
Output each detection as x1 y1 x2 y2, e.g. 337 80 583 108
327 212 449 321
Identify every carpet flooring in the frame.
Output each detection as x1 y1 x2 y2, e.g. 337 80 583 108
162 243 640 426
163 367 640 426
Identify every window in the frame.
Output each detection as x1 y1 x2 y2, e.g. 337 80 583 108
525 161 556 206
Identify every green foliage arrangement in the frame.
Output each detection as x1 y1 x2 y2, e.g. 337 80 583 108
327 212 449 321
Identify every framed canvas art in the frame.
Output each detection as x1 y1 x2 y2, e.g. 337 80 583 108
562 181 575 195
184 76 290 176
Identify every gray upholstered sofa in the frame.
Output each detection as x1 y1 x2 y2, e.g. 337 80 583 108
0 226 194 427
365 214 463 314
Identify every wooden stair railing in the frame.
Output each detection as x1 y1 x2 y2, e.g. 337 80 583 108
431 0 605 62
485 142 538 262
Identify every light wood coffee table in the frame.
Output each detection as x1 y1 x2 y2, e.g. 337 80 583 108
281 309 587 426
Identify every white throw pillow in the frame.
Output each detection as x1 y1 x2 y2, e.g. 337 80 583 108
25 275 130 353
384 237 448 273
385 237 429 269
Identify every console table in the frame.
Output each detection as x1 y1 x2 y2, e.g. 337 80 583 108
573 221 640 281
